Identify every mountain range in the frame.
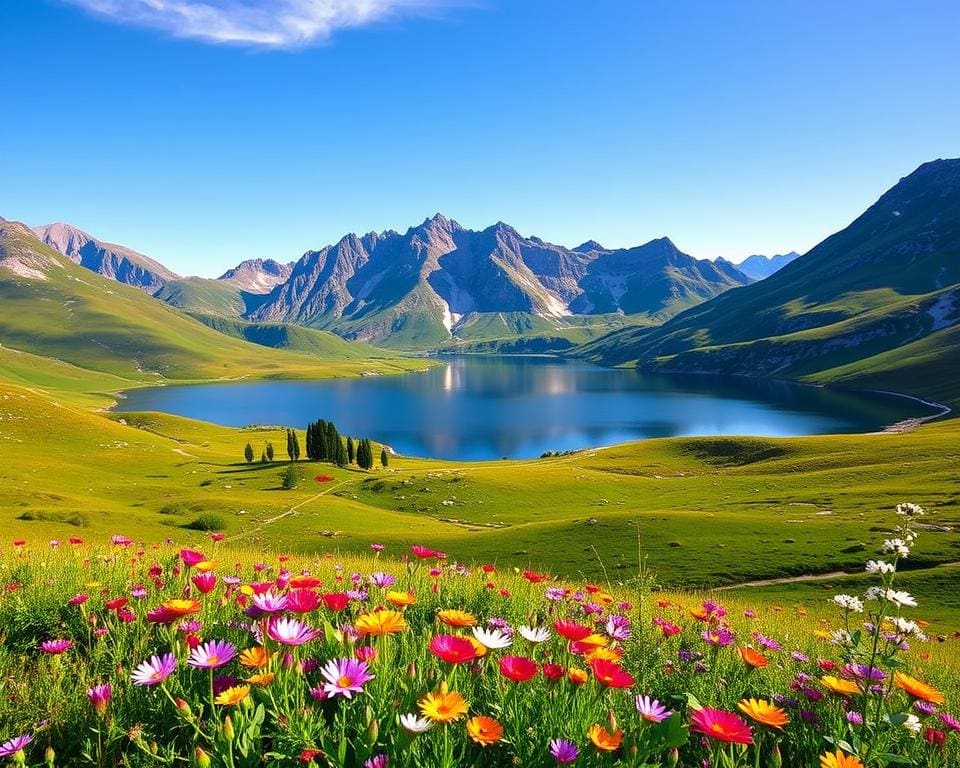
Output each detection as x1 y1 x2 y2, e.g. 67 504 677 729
720 252 799 280
27 216 754 350
579 158 960 406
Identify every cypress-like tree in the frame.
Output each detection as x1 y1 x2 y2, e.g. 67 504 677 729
265 442 274 462
305 423 315 461
292 430 301 461
286 430 294 461
380 447 389 467
244 442 254 463
347 436 355 464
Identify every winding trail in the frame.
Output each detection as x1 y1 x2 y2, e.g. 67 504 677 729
714 560 960 591
224 478 354 543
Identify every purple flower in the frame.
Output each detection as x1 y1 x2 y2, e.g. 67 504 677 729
131 653 177 686
915 700 938 716
635 695 672 723
847 711 864 725
791 651 810 663
939 712 960 732
188 640 237 670
364 756 388 768
87 683 111 715
251 590 289 614
0 734 32 758
549 738 579 764
369 572 395 588
701 626 735 647
213 675 239 694
545 587 568 602
845 664 887 682
131 585 148 599
40 639 73 654
751 631 782 651
605 615 631 641
319 658 374 699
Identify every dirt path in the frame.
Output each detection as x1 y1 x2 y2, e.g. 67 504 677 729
224 478 353 543
715 560 960 591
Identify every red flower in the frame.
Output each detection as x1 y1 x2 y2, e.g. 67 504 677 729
818 659 838 672
105 597 128 611
481 564 495 573
542 663 565 680
522 570 549 583
429 635 478 664
411 545 438 559
499 656 538 683
286 589 321 613
321 593 350 613
554 619 593 641
590 658 634 688
69 537 84 545
289 576 323 589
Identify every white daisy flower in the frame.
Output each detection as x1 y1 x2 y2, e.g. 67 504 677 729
903 714 922 734
399 713 433 734
518 625 551 644
471 626 512 650
865 560 895 575
896 503 924 518
833 594 864 613
884 589 918 608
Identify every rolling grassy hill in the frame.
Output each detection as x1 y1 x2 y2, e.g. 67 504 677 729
0 217 429 391
579 159 960 406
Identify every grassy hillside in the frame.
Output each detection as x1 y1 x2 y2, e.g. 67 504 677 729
153 276 261 317
578 159 960 406
0 220 429 391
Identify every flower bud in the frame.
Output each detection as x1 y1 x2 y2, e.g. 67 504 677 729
607 709 617 733
193 747 211 768
222 714 235 741
176 698 193 718
666 747 679 767
44 747 56 767
770 743 782 768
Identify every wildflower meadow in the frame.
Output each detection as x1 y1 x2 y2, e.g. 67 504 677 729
0 504 956 767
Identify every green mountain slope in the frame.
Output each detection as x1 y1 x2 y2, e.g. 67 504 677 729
0 217 424 385
153 277 259 317
578 159 960 406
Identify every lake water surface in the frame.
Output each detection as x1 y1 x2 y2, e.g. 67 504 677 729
114 356 936 461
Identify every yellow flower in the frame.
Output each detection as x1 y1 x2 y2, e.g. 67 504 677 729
465 715 503 746
386 591 416 607
239 646 271 670
437 609 477 628
467 637 488 658
215 685 250 706
194 560 219 572
584 647 622 663
812 629 833 641
356 610 409 637
160 599 201 617
738 698 790 730
568 667 588 685
820 750 865 768
821 676 860 697
418 683 468 723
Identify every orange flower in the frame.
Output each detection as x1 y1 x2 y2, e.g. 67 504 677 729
355 610 408 637
738 647 768 668
568 667 588 685
437 609 477 628
160 599 201 617
821 676 860 697
820 750 865 768
587 724 623 752
194 560 219 573
245 673 275 686
584 647 622 663
465 716 503 746
894 672 945 705
737 698 790 730
386 591 416 607
239 646 271 670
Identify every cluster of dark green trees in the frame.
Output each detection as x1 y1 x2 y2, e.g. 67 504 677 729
245 420 388 469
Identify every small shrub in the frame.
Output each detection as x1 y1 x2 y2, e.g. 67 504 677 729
184 513 226 532
281 464 304 490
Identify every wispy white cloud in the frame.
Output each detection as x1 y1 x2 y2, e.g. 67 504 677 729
62 0 460 48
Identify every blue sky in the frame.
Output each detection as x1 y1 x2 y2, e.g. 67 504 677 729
2 1 958 277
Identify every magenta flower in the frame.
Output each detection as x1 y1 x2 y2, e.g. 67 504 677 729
605 615 631 641
549 738 579 764
939 712 960 732
40 639 73 654
191 572 217 594
131 653 178 686
268 617 321 646
69 593 89 606
320 658 374 699
635 694 672 723
0 734 32 758
369 572 396 588
252 590 289 614
188 640 237 670
87 683 111 716
364 756 388 768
